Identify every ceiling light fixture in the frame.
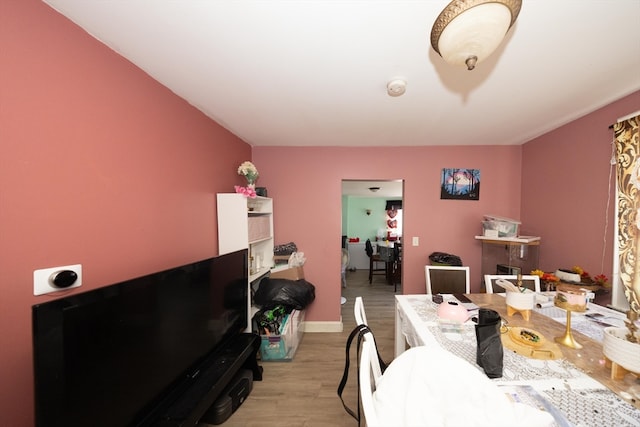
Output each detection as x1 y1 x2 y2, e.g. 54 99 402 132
430 0 522 71
368 187 381 192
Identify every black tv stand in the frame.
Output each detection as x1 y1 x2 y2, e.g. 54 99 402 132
150 333 262 427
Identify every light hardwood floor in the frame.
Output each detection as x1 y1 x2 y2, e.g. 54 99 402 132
221 269 398 427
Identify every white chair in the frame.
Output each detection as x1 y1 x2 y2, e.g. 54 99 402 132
353 296 384 386
484 274 541 293
354 296 368 326
359 331 381 427
425 265 470 295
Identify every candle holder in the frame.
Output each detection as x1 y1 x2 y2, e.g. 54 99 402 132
555 308 582 349
554 286 587 349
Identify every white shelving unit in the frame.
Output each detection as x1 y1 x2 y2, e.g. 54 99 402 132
474 235 541 289
217 193 277 280
217 193 284 330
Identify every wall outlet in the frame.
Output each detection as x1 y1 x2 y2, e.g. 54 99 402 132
34 264 82 296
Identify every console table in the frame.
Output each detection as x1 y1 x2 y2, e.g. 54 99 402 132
395 294 640 426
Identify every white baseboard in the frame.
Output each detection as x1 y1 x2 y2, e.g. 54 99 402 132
301 320 344 333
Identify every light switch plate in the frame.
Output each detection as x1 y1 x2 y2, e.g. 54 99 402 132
412 237 419 246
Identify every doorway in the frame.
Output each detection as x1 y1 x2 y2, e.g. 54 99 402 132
341 179 404 295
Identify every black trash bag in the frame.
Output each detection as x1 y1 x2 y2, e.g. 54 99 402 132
474 308 503 378
253 278 315 310
428 252 462 266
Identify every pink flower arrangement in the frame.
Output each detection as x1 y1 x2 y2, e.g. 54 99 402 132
234 185 257 198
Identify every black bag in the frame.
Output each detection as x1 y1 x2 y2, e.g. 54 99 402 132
428 251 463 266
337 324 388 426
253 278 315 310
474 308 503 378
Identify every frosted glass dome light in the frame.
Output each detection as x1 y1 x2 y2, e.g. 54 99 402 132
431 0 522 70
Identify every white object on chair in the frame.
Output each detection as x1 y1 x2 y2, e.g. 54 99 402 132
425 265 470 295
372 346 555 427
484 275 541 294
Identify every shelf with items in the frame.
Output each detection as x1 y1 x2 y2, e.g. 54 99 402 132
217 193 276 329
475 236 541 289
218 194 274 254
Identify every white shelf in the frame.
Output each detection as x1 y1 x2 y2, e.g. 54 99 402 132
217 193 275 331
475 235 540 243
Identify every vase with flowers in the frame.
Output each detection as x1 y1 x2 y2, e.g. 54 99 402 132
234 161 259 198
238 161 259 189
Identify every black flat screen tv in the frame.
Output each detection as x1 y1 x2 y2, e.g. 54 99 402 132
32 249 248 427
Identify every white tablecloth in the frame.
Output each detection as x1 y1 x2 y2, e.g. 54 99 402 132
394 295 640 427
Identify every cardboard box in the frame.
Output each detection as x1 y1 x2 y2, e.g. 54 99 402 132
273 255 290 266
270 266 305 280
260 310 305 361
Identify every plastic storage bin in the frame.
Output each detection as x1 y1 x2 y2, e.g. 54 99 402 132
482 215 521 238
260 309 304 361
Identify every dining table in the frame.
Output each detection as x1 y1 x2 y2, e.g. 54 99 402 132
394 293 640 426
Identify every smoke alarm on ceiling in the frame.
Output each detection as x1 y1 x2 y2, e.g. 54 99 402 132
387 79 406 97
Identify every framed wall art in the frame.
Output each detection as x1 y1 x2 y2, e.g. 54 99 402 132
440 168 480 201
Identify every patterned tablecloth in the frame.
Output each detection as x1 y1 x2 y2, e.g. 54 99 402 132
395 294 640 427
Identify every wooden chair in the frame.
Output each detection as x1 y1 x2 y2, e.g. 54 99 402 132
390 243 402 292
425 265 470 295
484 274 541 293
365 239 386 284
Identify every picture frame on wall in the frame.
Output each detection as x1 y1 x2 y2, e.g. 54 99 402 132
440 168 480 200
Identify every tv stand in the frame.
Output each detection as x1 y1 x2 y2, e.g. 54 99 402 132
152 333 262 427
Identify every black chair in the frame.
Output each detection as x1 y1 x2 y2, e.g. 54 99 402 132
391 243 402 292
365 239 386 284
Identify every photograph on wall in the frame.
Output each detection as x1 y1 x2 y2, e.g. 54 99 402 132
440 168 480 200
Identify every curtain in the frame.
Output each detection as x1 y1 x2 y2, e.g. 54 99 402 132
613 114 640 314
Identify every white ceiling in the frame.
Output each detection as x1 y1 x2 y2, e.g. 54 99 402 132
42 1 640 148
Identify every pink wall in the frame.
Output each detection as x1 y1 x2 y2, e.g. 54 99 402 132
253 146 524 321
522 91 640 281
0 2 250 425
3 2 638 425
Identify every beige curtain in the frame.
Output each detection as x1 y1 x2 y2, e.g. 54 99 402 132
614 114 640 313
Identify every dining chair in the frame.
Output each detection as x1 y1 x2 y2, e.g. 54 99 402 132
484 274 541 293
425 265 470 295
353 297 384 384
354 296 368 326
365 239 387 284
390 244 402 292
359 332 380 427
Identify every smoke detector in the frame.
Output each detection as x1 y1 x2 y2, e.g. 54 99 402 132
387 79 407 97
